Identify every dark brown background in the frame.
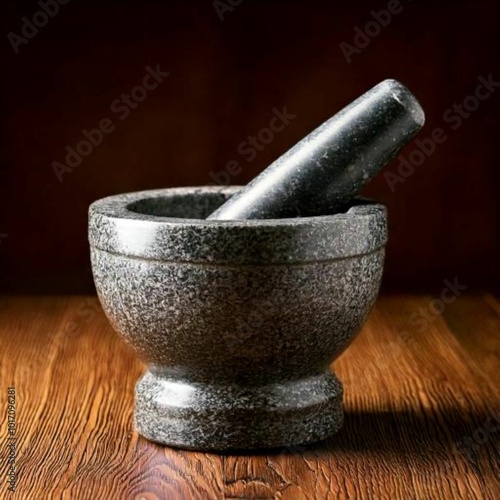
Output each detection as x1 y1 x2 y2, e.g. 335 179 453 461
1 0 499 293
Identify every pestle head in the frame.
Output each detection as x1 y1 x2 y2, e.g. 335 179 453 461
208 79 425 220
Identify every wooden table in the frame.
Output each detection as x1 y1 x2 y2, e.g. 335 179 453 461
1 294 498 499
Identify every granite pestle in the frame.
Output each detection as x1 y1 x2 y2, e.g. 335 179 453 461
208 79 425 221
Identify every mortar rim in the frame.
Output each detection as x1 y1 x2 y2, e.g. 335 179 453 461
89 185 386 227
88 186 387 263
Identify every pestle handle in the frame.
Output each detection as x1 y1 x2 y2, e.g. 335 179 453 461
208 79 424 220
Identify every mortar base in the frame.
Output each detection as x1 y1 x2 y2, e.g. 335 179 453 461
134 369 344 451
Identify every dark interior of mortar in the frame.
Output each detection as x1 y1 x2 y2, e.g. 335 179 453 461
127 192 231 219
127 192 375 220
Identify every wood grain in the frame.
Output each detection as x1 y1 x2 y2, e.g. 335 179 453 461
0 294 498 499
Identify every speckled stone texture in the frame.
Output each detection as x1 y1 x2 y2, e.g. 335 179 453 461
208 79 424 220
88 186 387 451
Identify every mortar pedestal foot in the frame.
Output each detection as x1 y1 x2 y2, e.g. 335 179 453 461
134 369 344 451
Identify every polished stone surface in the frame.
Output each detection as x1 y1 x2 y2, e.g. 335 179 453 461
208 79 424 220
89 186 387 451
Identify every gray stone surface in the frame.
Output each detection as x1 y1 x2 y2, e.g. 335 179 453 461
89 186 387 451
208 79 424 220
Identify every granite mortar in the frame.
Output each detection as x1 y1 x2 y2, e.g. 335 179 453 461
88 185 387 451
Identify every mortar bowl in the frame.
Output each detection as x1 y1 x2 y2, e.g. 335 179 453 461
89 186 387 451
